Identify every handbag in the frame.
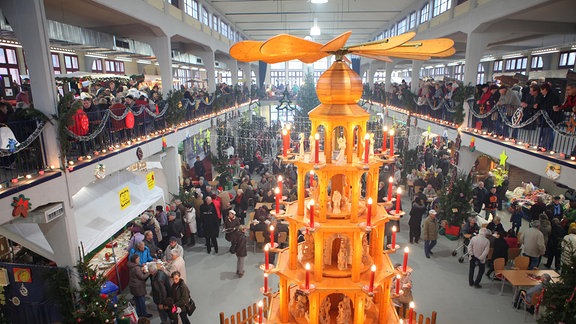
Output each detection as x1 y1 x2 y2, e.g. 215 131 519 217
122 302 139 323
186 297 196 316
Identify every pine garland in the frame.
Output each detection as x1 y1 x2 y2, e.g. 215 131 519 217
437 172 474 226
538 253 576 323
296 73 320 118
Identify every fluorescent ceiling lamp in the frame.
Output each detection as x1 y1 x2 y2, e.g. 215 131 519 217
531 48 559 55
311 0 328 3
136 59 151 64
85 53 108 59
480 56 496 62
115 57 133 62
310 18 321 36
502 53 522 59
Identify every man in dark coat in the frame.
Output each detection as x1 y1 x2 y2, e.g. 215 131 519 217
235 226 248 277
472 181 488 214
408 197 427 244
201 196 220 254
193 155 205 179
149 263 172 323
166 212 184 242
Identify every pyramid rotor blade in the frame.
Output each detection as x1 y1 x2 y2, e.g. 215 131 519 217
386 38 455 54
431 47 456 57
261 34 323 57
320 31 352 52
354 52 393 62
347 32 416 52
299 53 330 64
230 41 265 62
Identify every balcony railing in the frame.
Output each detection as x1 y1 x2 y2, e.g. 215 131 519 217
362 92 576 156
0 90 252 192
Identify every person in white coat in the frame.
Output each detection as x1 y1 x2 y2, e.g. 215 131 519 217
468 228 490 288
562 226 576 266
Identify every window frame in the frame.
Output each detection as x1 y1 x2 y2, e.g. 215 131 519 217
420 3 430 23
559 51 576 69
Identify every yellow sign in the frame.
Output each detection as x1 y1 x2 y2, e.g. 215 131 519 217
119 187 131 210
146 172 155 190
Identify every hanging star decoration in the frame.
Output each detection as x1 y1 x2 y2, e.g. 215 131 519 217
499 149 508 166
11 194 31 218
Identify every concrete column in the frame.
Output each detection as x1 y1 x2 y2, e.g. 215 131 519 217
221 58 238 85
463 32 488 86
483 61 493 83
1 0 79 267
411 60 423 93
368 62 378 86
137 35 173 97
240 63 251 84
384 62 396 91
197 49 217 92
1 0 61 169
84 55 97 73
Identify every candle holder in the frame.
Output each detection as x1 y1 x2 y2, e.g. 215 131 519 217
361 285 376 297
306 222 321 232
260 287 272 296
391 290 404 298
259 264 276 272
378 201 393 209
386 244 400 250
358 222 373 232
252 316 267 324
313 162 325 170
398 266 413 275
298 284 316 294
388 210 405 217
269 210 286 216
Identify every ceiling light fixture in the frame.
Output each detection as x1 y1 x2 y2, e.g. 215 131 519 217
311 0 328 3
310 18 321 36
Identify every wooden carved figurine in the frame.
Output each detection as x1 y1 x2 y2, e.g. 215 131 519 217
319 296 331 324
332 190 342 214
336 136 346 164
362 234 372 264
302 231 314 262
369 133 375 158
309 134 315 162
337 238 348 270
336 296 352 324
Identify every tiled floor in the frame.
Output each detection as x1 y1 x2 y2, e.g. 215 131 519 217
137 199 535 323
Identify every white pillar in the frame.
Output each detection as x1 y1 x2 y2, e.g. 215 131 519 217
1 0 61 169
368 62 378 86
141 35 173 97
198 50 217 92
411 60 423 93
385 62 396 91
463 32 488 86
1 0 79 267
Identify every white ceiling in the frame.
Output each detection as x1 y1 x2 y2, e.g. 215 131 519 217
207 0 417 45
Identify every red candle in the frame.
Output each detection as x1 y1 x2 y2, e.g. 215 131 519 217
277 175 283 197
389 129 395 156
309 170 314 188
382 126 388 152
269 225 275 247
263 273 269 293
369 264 376 292
391 225 397 248
364 133 370 164
395 274 401 295
408 301 415 324
309 199 315 227
258 300 263 324
395 187 402 213
366 198 373 227
264 244 270 270
402 246 409 272
305 263 311 289
387 177 394 201
314 133 320 164
282 128 289 157
38 170 45 175
274 187 280 214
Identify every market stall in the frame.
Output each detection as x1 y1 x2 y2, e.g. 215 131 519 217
73 170 164 288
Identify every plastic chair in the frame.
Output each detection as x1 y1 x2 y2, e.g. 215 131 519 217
516 290 543 321
277 232 288 245
512 255 530 270
508 248 521 264
253 231 266 252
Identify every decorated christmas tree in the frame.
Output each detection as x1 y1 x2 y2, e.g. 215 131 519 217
539 251 576 323
71 259 125 323
437 172 474 226
296 72 320 118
